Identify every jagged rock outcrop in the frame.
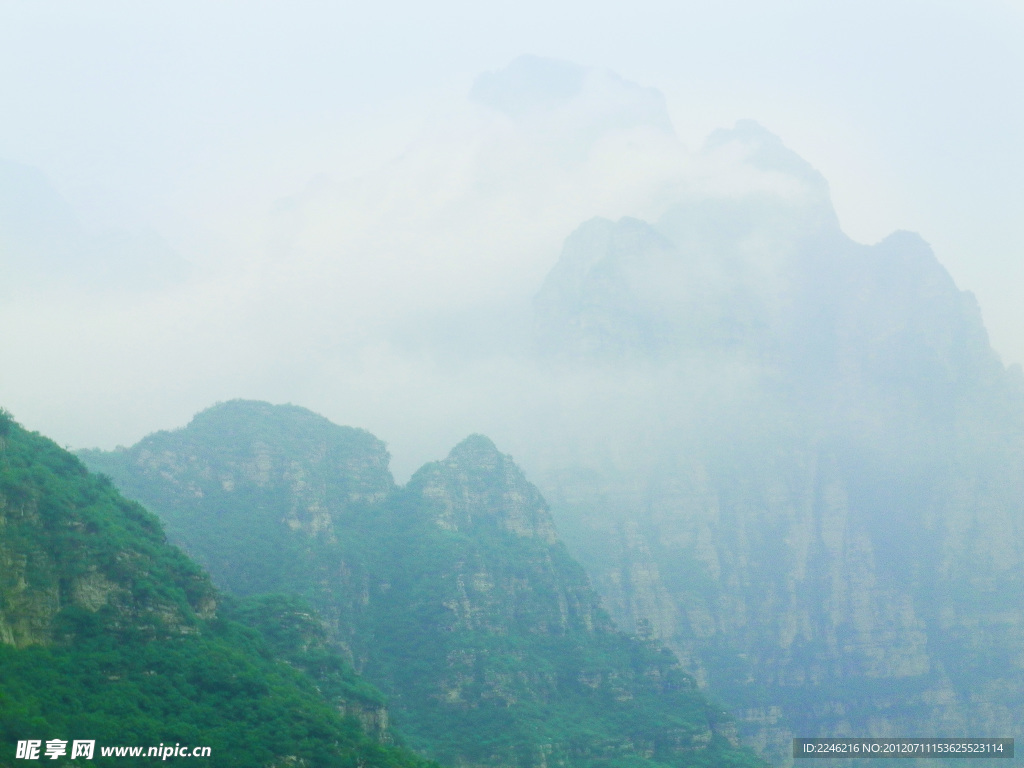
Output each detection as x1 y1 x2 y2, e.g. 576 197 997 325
404 435 601 640
417 435 559 543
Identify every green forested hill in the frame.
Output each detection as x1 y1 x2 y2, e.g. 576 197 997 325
82 401 765 768
0 408 434 768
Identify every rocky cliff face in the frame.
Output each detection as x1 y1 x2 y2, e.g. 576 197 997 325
96 399 394 540
417 435 560 544
0 410 216 648
402 435 604 641
81 400 393 648
527 124 1024 764
541 431 1024 760
85 402 765 768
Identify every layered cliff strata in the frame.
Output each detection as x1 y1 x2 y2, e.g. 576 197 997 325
526 123 1024 765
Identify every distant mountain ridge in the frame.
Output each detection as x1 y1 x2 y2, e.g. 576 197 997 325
521 122 1024 765
75 113 1024 765
39 74 1024 768
0 157 188 295
83 400 765 768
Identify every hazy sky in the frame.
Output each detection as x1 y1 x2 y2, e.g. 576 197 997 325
2 0 1023 465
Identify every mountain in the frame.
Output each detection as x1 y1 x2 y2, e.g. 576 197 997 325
0 158 188 296
82 400 765 768
522 123 1024 763
0 407 434 768
470 55 674 142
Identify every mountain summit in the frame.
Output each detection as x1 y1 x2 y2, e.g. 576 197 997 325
525 135 1024 763
471 55 674 136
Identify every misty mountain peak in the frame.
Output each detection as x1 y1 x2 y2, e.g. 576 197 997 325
873 229 944 276
533 192 1005 414
704 119 827 191
0 157 189 295
186 398 341 440
412 434 558 543
535 213 782 360
80 401 396 592
0 158 79 239
470 55 586 116
470 55 674 137
446 432 502 466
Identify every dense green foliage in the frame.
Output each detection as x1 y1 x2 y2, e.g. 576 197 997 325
83 401 767 768
229 593 388 710
0 409 435 768
360 474 743 768
0 625 417 768
0 408 213 647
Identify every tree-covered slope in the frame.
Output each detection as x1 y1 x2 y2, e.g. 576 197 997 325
83 401 765 768
0 408 434 768
81 400 394 651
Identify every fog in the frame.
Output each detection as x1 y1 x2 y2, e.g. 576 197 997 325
2 0 1023 479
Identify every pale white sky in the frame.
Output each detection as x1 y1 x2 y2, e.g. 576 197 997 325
2 0 1023 458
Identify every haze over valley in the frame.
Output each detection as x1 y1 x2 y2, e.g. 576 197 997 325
3 4 1024 766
